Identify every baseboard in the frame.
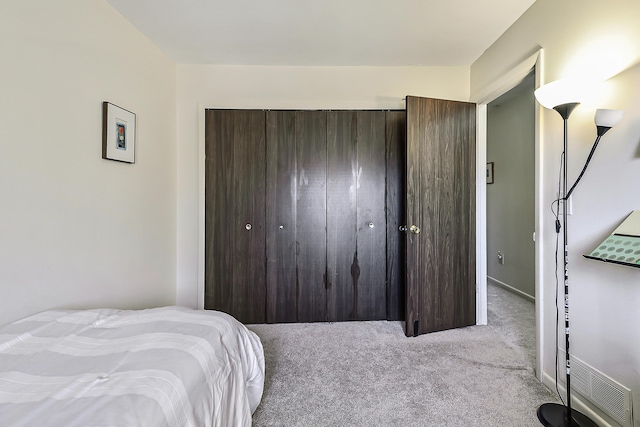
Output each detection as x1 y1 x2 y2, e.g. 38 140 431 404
487 276 535 303
541 371 625 427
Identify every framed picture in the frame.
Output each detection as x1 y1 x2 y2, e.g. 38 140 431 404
486 162 494 184
102 102 136 163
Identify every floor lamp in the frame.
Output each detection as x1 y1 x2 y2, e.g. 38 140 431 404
534 80 624 427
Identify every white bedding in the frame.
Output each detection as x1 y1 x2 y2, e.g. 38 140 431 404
0 306 264 427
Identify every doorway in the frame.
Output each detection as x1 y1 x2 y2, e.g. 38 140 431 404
473 49 543 379
486 72 537 368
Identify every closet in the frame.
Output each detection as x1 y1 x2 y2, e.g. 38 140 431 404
205 98 476 336
205 109 405 324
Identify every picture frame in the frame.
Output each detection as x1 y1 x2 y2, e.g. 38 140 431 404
486 162 494 184
102 102 136 163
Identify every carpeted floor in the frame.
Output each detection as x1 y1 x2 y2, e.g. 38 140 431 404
248 284 558 426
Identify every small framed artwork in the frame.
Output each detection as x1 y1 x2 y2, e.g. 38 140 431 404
486 162 494 184
102 102 136 163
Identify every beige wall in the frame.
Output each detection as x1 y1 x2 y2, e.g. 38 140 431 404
175 65 470 307
0 0 177 325
473 1 640 425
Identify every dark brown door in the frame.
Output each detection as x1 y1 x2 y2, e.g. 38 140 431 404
385 111 407 321
265 111 328 323
204 109 266 324
326 111 387 321
266 110 393 322
405 96 476 336
265 111 297 323
295 111 328 322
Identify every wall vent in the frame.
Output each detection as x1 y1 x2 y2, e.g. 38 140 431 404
558 350 633 427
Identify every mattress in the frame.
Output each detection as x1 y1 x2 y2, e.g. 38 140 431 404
0 306 264 427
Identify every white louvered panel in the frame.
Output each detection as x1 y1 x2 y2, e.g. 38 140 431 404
569 358 590 396
590 370 628 424
558 350 633 427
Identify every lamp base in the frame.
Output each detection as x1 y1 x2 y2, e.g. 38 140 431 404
537 403 599 427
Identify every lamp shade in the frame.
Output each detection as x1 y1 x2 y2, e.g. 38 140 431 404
595 109 624 128
534 79 585 109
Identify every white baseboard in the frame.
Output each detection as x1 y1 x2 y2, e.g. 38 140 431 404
487 276 535 303
541 371 624 427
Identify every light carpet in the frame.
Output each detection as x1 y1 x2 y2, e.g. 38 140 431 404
248 284 558 426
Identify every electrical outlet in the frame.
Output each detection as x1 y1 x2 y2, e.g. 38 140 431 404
497 251 504 265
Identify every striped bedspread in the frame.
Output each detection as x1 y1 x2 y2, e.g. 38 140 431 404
0 306 264 427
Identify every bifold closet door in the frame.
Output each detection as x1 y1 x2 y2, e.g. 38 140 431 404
267 110 390 322
205 110 266 325
266 111 327 323
385 111 406 321
326 111 386 321
295 112 328 322
265 111 297 323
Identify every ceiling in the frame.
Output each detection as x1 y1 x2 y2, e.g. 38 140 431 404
105 0 536 66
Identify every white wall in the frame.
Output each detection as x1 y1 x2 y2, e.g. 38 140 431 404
0 0 177 326
472 0 640 424
176 65 470 307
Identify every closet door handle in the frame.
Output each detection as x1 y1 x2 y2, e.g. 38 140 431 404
410 225 420 234
245 223 252 231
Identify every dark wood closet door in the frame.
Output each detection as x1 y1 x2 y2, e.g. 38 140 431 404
265 111 298 323
385 111 406 321
354 111 387 320
405 96 476 336
267 111 333 324
265 111 329 324
326 111 386 321
204 109 266 324
326 111 358 321
295 111 328 322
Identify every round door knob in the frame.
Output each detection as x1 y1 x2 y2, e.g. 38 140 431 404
245 223 252 231
368 222 375 229
279 225 284 230
399 226 407 232
410 225 421 234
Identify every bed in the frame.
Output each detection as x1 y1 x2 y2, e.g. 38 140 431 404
0 306 264 427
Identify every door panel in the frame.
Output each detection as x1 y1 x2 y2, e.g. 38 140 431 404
405 96 476 336
326 111 358 321
267 110 392 323
266 111 298 323
355 111 387 320
205 110 266 324
295 111 328 322
205 110 235 316
233 111 267 324
385 111 406 321
326 111 387 321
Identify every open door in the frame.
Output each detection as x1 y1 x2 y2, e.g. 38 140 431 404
405 96 476 337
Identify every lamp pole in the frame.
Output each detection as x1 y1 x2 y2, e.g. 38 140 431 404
536 102 597 427
560 104 574 427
